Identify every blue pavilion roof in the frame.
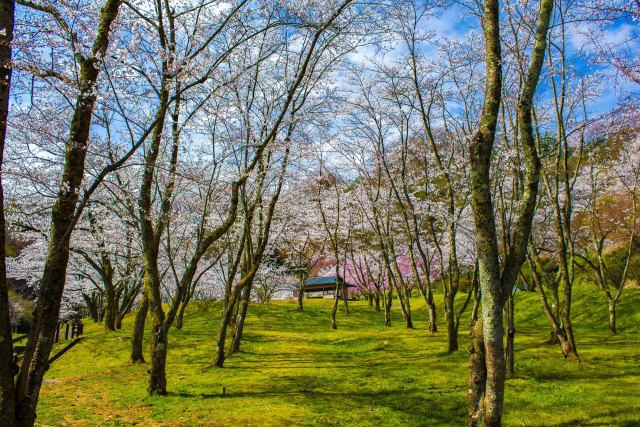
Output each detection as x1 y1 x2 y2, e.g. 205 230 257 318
305 276 355 287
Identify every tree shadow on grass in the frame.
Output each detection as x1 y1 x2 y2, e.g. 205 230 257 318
508 407 640 427
167 385 465 426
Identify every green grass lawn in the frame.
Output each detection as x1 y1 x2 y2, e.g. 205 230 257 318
37 286 640 426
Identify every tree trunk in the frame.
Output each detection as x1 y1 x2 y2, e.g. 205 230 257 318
445 296 457 352
374 293 380 312
13 2 123 423
465 0 553 421
468 319 486 427
145 266 167 395
531 265 577 359
384 288 392 327
213 301 237 367
176 289 193 331
297 273 305 312
130 294 148 364
546 289 560 344
403 288 413 329
138 67 171 396
481 290 507 426
505 292 515 374
390 281 411 328
82 292 101 322
423 286 438 333
231 284 251 353
104 277 117 332
147 324 168 395
608 299 617 335
428 302 438 333
16 214 88 425
0 3 16 425
117 283 142 330
297 291 304 312
471 284 480 325
175 300 188 331
562 304 579 358
447 316 458 352
342 285 349 315
331 289 340 330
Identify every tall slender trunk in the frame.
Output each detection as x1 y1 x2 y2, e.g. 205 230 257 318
143 255 167 395
445 295 457 352
468 319 486 427
82 293 101 322
138 64 172 395
231 284 252 353
374 292 380 312
560 281 578 357
331 288 340 330
14 4 123 423
423 286 438 333
480 287 507 426
115 314 123 330
0 1 16 424
175 296 190 331
529 259 576 358
176 285 196 331
148 323 168 395
608 299 616 335
471 275 480 325
130 294 149 364
389 278 411 328
296 273 305 312
16 75 84 424
403 288 413 328
214 298 238 367
384 287 393 327
505 292 515 374
428 302 438 333
342 285 349 315
103 275 117 331
466 0 552 422
547 288 560 344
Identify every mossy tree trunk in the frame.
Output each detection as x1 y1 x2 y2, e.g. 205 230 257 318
296 271 306 312
138 67 171 395
214 146 289 367
505 291 515 375
419 282 437 333
383 286 393 327
130 293 149 364
231 281 253 353
331 286 340 330
103 268 117 331
468 319 486 427
12 2 123 424
175 294 190 331
445 296 458 352
0 1 16 425
467 0 551 424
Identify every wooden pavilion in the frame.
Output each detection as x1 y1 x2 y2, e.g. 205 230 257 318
294 275 356 300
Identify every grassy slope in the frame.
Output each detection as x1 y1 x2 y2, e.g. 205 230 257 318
37 286 640 427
